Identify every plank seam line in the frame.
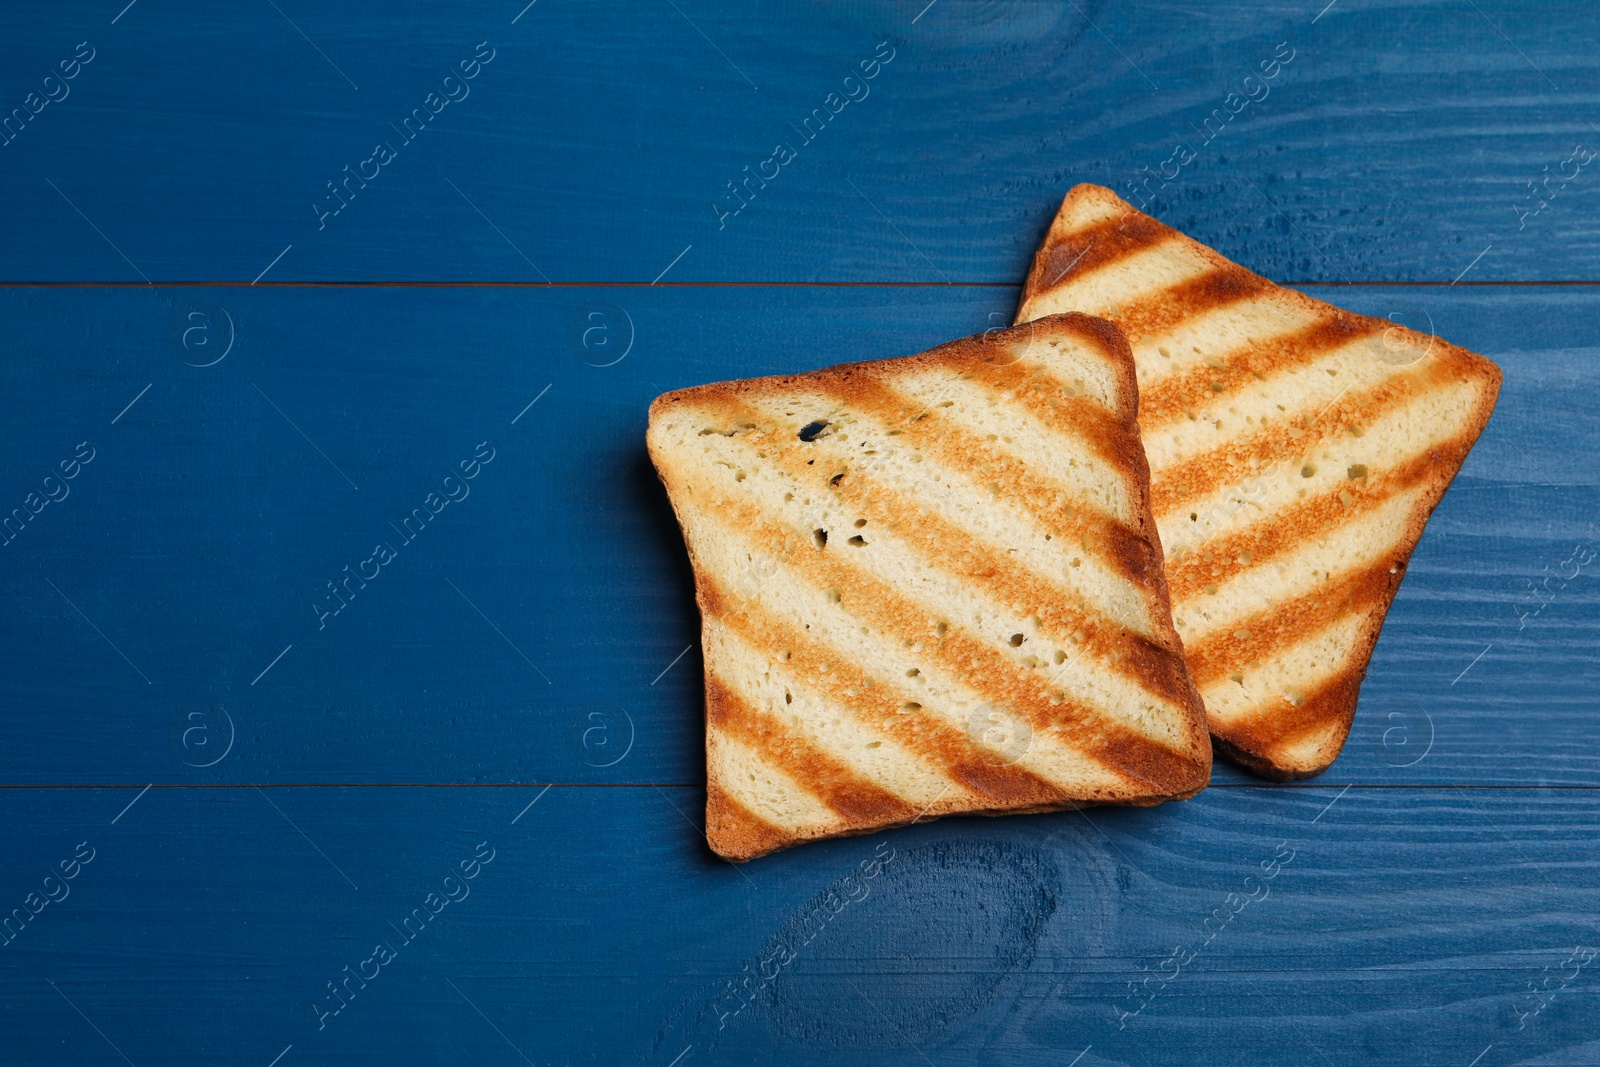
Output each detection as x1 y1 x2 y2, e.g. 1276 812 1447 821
0 280 1596 289
2 782 1597 790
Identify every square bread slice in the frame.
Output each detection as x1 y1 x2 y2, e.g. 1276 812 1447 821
1016 184 1502 780
647 314 1211 860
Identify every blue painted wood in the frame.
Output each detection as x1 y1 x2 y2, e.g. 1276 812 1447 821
0 2 1595 282
1 784 1597 1065
0 283 1594 787
3 3 1598 1064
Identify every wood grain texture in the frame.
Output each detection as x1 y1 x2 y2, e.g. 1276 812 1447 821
1 784 1597 1065
2 3 1597 1063
0 2 1594 282
0 284 1593 788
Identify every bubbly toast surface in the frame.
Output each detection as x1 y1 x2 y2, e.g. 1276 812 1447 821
1017 185 1502 779
647 315 1212 860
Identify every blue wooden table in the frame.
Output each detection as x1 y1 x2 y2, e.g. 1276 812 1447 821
3 3 1598 1064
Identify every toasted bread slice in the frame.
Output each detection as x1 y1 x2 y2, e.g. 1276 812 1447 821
647 315 1211 860
1017 185 1502 779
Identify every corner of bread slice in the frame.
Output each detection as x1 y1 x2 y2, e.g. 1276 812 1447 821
1013 184 1503 781
647 318 1212 859
1018 184 1156 323
1206 327 1501 780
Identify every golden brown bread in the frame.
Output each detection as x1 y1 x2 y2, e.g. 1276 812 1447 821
647 314 1211 860
1017 184 1502 779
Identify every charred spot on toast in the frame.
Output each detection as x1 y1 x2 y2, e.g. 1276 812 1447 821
1105 521 1161 587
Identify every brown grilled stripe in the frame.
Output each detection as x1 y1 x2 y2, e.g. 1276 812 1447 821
695 492 1203 795
1166 439 1467 602
705 781 793 858
961 357 1137 468
1150 355 1465 516
698 574 1067 807
806 378 1145 585
1113 267 1274 344
705 672 920 825
1216 661 1364 757
1030 211 1176 295
720 403 1193 709
796 377 1139 607
1140 313 1380 429
1185 558 1398 688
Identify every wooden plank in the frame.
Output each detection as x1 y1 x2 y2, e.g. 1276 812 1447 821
4 7 1595 1064
0 783 1596 1064
0 2 1595 282
0 282 1594 787
0 283 1011 788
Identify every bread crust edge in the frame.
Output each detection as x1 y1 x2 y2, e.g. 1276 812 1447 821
647 313 1214 859
1017 183 1505 780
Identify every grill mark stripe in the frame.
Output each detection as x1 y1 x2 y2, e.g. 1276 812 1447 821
924 362 1177 627
959 358 1138 470
792 381 1160 631
706 673 921 825
697 572 1068 807
1029 212 1178 296
1140 314 1380 429
693 490 1202 793
821 374 1133 537
1185 559 1397 688
714 399 1194 710
706 781 793 858
1111 267 1275 345
1150 356 1465 516
1166 440 1467 601
1215 662 1364 757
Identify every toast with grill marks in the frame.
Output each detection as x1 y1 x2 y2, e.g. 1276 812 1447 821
1017 184 1502 780
647 314 1211 860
